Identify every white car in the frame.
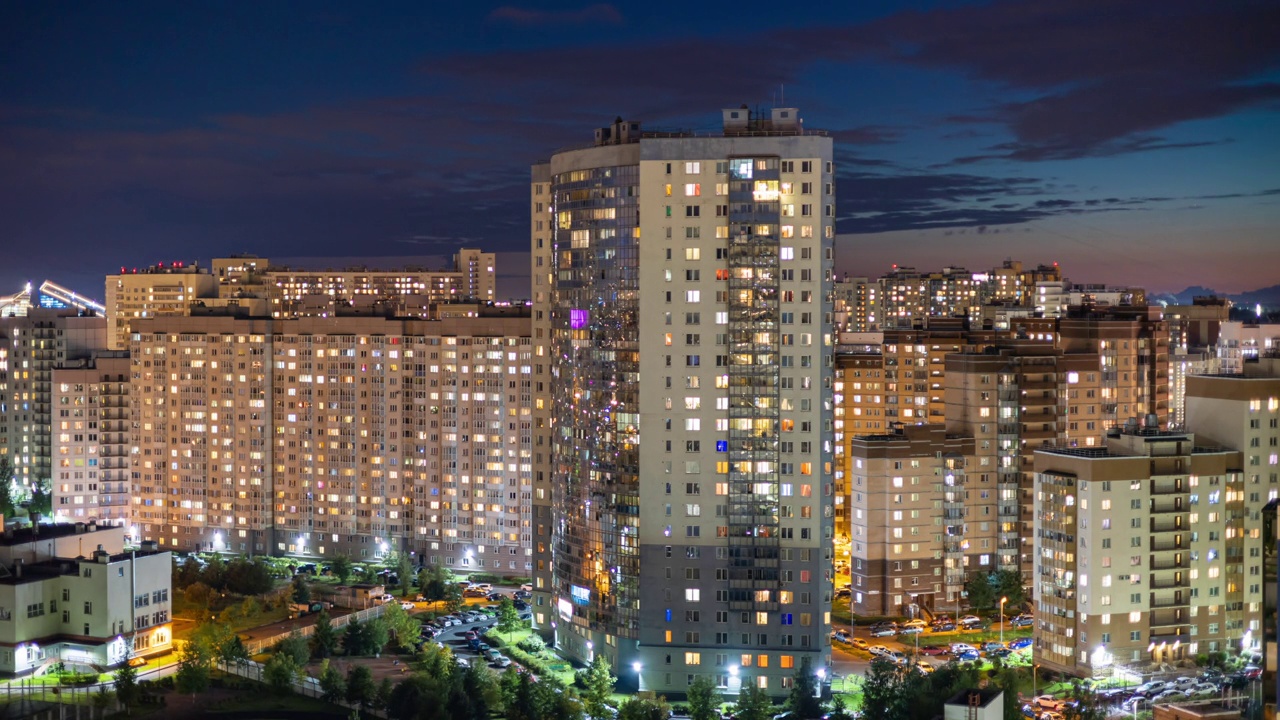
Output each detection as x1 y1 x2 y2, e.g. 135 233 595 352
400 601 415 611
959 615 981 625
1032 695 1061 712
379 593 395 603
950 642 977 655
1170 676 1198 688
868 645 891 657
1189 683 1219 698
901 619 927 629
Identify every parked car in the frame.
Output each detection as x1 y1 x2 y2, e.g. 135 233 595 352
492 656 512 668
955 650 981 662
834 588 852 599
520 583 533 592
400 601 415 611
1189 683 1219 698
959 618 983 629
901 619 927 629
1009 637 1033 650
931 622 956 632
1010 615 1035 628
1032 695 1062 712
1133 681 1168 698
959 615 982 625
831 630 851 643
982 642 1005 652
379 593 395 603
914 661 934 674
868 645 891 657
1019 705 1037 719
987 648 1012 659
464 588 488 597
1241 666 1263 680
870 626 897 638
1151 690 1187 704
950 642 977 655
851 638 869 650
1123 697 1152 712
1170 676 1198 688
898 626 924 635
414 594 427 602
1039 712 1064 720
918 645 948 656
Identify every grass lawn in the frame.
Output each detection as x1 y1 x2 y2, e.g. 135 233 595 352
832 605 852 626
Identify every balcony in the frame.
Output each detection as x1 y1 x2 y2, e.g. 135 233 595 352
1149 594 1189 609
1149 518 1185 533
1149 539 1186 552
1149 556 1189 570
1149 500 1186 514
1149 575 1190 590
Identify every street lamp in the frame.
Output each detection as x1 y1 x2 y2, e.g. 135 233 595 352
815 667 826 698
999 597 1007 647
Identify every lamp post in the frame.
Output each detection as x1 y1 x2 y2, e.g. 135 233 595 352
999 596 1007 647
633 662 643 693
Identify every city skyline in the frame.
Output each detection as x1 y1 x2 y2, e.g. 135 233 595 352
2 0 1279 298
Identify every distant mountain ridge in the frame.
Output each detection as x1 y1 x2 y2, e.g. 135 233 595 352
1149 283 1280 308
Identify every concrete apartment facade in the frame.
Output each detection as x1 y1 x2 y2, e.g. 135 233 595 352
1033 429 1250 678
0 309 109 489
126 313 533 571
533 108 834 697
844 424 984 616
104 264 218 351
0 524 172 676
50 354 132 525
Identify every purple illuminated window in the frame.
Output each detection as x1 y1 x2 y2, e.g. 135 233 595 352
570 309 589 329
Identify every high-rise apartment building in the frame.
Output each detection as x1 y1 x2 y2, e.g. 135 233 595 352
1186 357 1280 487
879 266 982 328
0 309 109 488
50 353 131 525
105 263 218 350
127 312 532 570
532 108 834 697
1033 427 1251 677
1058 304 1169 432
1217 322 1280 375
832 276 878 332
844 424 984 616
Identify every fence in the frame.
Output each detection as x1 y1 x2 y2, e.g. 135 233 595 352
242 603 389 655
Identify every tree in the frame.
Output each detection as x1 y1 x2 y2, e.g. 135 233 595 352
367 616 391 655
1062 681 1107 720
860 658 903 720
994 666 1026 720
91 687 115 719
824 695 853 720
786 657 823 719
275 630 311 666
319 660 347 703
687 675 722 720
344 618 368 656
28 478 52 517
582 654 617 720
175 638 212 696
397 551 415 597
0 458 17 517
264 652 299 694
734 680 775 720
333 554 354 584
381 601 421 652
964 571 997 613
312 610 339 658
376 677 396 712
442 581 464 613
224 556 274 595
346 665 377 708
292 575 311 605
113 651 141 716
991 569 1026 611
496 596 523 642
217 634 250 670
618 696 671 720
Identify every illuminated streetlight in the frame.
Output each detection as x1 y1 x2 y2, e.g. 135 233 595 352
632 662 642 673
999 596 1008 647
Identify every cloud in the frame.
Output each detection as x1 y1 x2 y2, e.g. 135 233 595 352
838 0 1280 161
488 4 623 26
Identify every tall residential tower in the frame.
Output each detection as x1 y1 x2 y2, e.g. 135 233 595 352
532 108 835 697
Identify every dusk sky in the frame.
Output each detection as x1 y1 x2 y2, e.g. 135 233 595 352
2 0 1278 300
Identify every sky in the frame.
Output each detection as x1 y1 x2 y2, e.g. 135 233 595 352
1 0 1278 300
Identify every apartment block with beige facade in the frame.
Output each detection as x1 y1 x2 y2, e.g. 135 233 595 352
104 263 218 351
1033 429 1251 678
844 424 987 616
0 309 110 489
127 312 532 570
1186 358 1280 509
50 354 131 525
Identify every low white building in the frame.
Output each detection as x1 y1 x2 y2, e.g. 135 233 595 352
0 522 172 676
